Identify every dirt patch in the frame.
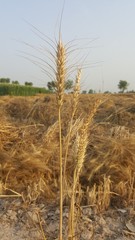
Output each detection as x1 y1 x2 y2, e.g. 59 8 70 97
0 199 135 240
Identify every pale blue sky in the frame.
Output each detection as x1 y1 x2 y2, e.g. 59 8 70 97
1 0 135 92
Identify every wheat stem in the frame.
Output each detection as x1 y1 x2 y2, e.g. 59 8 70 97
58 106 63 240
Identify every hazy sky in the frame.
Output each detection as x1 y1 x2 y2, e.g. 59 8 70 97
1 0 135 92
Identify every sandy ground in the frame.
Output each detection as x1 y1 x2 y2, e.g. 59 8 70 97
0 198 135 240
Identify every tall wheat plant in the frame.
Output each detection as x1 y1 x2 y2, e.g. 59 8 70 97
68 99 101 240
55 37 66 240
54 36 102 239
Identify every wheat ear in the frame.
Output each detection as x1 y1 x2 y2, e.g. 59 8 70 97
63 68 82 187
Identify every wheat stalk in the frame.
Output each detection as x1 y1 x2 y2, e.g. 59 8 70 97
63 68 82 189
55 38 66 240
68 99 102 239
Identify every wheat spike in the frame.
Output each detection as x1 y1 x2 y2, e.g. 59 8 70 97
55 40 66 108
72 68 81 113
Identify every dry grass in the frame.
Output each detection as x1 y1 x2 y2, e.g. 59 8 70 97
1 94 135 218
81 124 135 210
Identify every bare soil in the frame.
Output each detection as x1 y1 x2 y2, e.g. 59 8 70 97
0 198 135 240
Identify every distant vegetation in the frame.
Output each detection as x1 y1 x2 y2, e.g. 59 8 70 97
0 78 49 96
0 78 134 96
118 80 129 93
0 78 10 84
25 81 33 86
12 80 19 85
82 80 131 94
47 79 73 92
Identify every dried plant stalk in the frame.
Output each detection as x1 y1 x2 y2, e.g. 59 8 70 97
63 68 82 188
55 38 66 240
68 99 102 239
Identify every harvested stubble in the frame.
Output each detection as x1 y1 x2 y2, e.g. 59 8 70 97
0 94 135 210
81 127 135 209
4 95 58 126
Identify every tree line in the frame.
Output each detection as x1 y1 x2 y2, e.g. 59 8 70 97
0 78 33 86
0 78 133 95
47 79 133 94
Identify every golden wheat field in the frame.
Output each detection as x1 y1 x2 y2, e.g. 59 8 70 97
0 93 135 211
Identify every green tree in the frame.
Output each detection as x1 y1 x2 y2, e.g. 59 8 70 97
12 81 19 85
25 82 33 86
65 80 73 91
82 90 87 94
47 80 73 92
47 81 56 91
0 78 10 83
88 89 94 94
118 80 129 93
